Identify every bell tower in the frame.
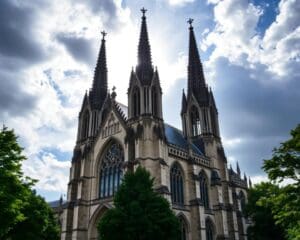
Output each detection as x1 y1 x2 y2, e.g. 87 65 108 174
77 31 109 143
181 19 220 140
128 8 163 120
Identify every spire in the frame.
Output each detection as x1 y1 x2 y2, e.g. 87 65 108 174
136 7 154 85
187 18 206 98
236 162 241 176
181 89 187 115
91 30 108 108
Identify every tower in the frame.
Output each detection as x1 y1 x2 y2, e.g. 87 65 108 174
77 31 109 143
128 8 163 120
181 19 220 141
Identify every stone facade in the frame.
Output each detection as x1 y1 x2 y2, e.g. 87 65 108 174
60 10 249 240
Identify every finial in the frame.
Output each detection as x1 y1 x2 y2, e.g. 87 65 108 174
111 86 117 100
141 7 147 17
187 18 194 28
101 30 107 40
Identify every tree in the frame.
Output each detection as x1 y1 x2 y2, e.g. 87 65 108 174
245 182 285 240
0 126 60 239
263 124 300 240
98 166 181 240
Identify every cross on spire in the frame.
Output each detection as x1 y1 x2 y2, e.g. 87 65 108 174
141 7 147 17
101 30 107 40
187 18 194 28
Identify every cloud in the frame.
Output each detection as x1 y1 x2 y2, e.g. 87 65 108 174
167 0 195 6
23 152 70 192
201 0 300 177
0 72 37 118
56 33 96 65
0 0 46 67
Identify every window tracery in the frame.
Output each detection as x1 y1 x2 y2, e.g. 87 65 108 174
170 163 184 206
99 142 124 198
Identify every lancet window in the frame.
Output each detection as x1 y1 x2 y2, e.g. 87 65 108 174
132 87 140 117
205 218 214 240
151 87 158 116
179 216 188 240
199 171 209 209
82 110 90 139
190 105 201 136
170 163 184 206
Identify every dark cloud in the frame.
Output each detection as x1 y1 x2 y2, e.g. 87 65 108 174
71 0 119 29
0 0 46 66
56 33 96 65
212 57 300 175
0 72 37 118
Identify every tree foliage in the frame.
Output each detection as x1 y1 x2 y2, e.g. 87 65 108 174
246 182 285 240
98 166 181 240
247 124 300 240
0 126 60 239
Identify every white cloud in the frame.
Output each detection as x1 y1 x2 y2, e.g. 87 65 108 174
23 152 70 192
166 0 195 7
203 0 300 80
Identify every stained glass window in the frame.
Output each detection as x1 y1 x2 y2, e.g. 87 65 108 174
170 163 184 206
99 143 124 198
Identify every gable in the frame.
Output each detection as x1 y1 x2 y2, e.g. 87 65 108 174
100 111 124 139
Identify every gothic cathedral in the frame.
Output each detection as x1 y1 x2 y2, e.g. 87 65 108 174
61 9 249 240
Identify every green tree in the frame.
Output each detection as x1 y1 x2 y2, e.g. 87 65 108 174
245 182 285 240
98 166 180 240
263 124 300 239
0 126 60 239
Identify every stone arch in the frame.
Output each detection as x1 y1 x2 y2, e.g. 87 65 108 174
132 86 140 117
94 137 125 198
205 217 216 240
239 190 246 213
190 105 201 136
177 212 190 240
170 161 185 206
199 169 210 209
88 203 111 240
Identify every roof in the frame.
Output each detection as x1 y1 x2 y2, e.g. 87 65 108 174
164 123 203 156
48 200 62 208
111 103 204 156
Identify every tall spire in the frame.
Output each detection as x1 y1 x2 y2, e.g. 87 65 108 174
187 19 206 98
91 31 108 108
136 7 153 85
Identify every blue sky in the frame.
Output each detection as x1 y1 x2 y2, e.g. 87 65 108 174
0 0 299 201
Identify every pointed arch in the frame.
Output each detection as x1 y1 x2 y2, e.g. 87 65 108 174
132 86 140 117
199 170 209 209
190 105 201 136
88 203 111 240
98 140 124 198
239 191 246 213
170 162 184 206
205 217 215 240
177 213 189 240
82 110 90 139
151 86 158 116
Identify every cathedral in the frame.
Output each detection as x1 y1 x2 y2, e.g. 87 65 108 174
60 9 249 240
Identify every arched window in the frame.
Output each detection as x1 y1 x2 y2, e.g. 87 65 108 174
82 110 90 139
151 87 158 116
190 106 201 136
170 163 184 206
199 171 209 209
99 142 124 198
179 216 188 240
240 191 246 213
205 218 215 240
132 87 140 117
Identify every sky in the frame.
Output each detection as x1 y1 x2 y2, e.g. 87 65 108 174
0 0 299 201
